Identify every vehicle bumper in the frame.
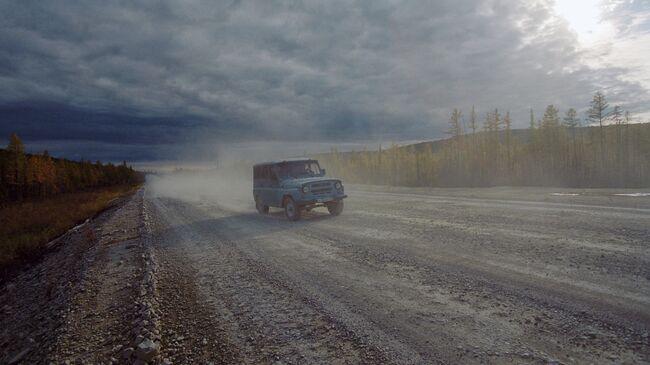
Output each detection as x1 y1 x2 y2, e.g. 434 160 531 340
297 194 347 206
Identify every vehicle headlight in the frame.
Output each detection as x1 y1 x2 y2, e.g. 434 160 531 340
302 185 309 193
335 182 342 190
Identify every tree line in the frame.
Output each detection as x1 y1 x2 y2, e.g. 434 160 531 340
0 134 143 205
318 92 650 188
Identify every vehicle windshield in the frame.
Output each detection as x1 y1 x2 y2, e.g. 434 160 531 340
277 161 322 178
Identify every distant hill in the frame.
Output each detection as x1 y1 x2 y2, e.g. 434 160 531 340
318 126 575 157
401 125 605 154
316 123 650 188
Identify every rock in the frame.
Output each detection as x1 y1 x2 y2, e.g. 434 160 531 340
121 347 134 359
162 358 173 365
134 334 144 345
136 339 160 362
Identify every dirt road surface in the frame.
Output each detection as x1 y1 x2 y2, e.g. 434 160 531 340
145 179 650 365
1 179 648 364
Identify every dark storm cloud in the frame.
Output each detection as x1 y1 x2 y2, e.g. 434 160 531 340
0 0 648 160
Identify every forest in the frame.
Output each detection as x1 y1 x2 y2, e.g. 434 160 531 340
0 133 142 205
318 92 650 188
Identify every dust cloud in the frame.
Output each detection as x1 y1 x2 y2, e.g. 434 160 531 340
146 166 253 213
141 140 359 213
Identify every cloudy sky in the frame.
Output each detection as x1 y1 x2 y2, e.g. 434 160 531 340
1 0 649 161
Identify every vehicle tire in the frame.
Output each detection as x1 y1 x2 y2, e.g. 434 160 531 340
327 200 344 216
284 197 301 221
255 198 269 214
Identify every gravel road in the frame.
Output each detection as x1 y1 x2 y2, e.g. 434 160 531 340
145 179 650 365
1 180 648 364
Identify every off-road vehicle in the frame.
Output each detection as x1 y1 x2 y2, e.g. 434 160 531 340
253 158 346 221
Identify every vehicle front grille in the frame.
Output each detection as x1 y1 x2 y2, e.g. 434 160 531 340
310 182 332 195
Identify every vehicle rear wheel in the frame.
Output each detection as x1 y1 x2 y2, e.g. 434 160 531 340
256 198 269 214
327 200 344 216
284 197 301 221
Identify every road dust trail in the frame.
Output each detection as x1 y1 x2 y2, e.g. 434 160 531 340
146 177 650 364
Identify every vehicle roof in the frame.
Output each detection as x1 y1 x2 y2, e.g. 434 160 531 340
253 158 317 167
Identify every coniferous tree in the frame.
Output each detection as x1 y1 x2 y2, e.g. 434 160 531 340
447 109 464 181
588 91 610 129
315 97 648 189
1 133 141 205
469 105 477 135
563 108 579 129
563 108 579 172
6 134 26 199
611 105 623 125
504 111 512 171
588 91 610 164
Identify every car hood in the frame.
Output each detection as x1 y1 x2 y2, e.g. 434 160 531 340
280 177 340 188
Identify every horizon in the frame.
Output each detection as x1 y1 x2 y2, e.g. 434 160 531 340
2 120 647 165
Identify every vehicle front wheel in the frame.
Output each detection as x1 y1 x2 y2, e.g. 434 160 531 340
327 200 344 216
256 198 269 214
284 197 301 221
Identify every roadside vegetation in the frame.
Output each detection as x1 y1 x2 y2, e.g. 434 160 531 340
319 92 650 188
0 134 143 275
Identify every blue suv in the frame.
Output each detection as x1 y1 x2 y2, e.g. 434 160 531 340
253 158 347 221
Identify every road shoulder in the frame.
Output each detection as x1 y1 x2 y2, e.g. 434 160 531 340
0 188 162 364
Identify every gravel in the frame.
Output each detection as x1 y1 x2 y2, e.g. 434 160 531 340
145 182 650 364
2 182 649 364
0 189 163 364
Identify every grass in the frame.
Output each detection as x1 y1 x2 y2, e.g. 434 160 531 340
0 184 141 276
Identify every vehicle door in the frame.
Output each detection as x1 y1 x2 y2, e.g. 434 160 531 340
258 165 282 207
257 165 272 206
268 166 282 207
